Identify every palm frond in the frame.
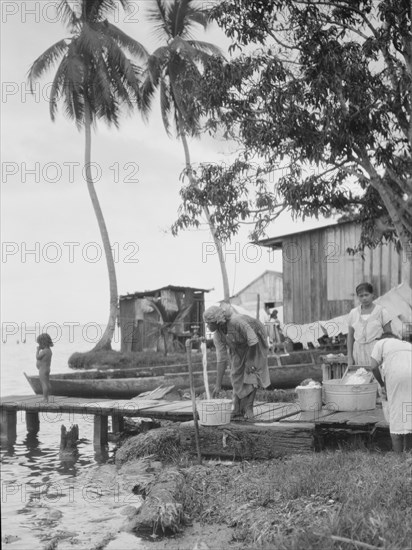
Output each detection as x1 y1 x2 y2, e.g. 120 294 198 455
146 48 167 83
168 36 202 61
146 0 172 42
77 23 103 60
103 22 149 61
49 57 69 121
184 4 211 31
187 39 223 58
103 43 141 110
145 298 168 323
140 74 157 118
87 0 119 22
27 39 69 91
57 0 80 30
62 79 85 128
170 0 187 37
173 303 193 324
65 51 85 94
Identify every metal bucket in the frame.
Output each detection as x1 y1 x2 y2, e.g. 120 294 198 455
198 399 232 426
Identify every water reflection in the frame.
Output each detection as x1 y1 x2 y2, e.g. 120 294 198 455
24 432 40 450
94 444 110 464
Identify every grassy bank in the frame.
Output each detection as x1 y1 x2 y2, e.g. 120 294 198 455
181 451 412 549
116 421 411 548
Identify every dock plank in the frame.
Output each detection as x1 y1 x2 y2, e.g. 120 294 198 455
314 411 362 424
142 402 194 412
281 408 337 423
1 395 68 405
346 409 385 425
251 403 301 422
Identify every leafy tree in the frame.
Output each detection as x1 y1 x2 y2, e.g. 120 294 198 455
184 0 412 278
28 0 148 349
140 0 232 299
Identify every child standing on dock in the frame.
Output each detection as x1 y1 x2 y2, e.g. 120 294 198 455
36 333 53 402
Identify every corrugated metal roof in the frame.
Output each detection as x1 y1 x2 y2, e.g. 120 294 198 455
257 220 355 248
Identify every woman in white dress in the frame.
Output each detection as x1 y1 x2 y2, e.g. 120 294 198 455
371 333 412 453
347 282 393 367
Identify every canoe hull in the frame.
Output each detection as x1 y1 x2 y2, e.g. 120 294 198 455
24 362 322 399
24 372 208 399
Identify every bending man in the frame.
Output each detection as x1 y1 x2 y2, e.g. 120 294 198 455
204 305 271 420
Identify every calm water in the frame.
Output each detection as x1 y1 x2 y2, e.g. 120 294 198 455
1 327 149 549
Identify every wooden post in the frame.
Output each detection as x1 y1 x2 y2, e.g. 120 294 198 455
111 414 124 433
186 339 202 464
256 294 260 320
0 409 17 444
94 415 108 446
60 425 79 453
26 412 40 434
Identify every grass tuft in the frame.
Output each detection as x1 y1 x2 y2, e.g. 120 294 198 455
180 451 412 549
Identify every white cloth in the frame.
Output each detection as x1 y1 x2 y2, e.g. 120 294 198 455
371 339 412 434
348 304 393 366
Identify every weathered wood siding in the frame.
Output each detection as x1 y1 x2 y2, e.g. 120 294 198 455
231 271 283 311
282 223 405 324
119 298 136 353
120 288 207 352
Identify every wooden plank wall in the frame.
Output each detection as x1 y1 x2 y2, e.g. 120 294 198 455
119 299 135 353
282 241 294 323
282 223 406 324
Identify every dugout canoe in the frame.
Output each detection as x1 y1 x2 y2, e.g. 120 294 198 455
24 360 322 399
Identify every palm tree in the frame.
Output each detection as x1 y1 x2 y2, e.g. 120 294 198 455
141 0 231 301
28 0 148 350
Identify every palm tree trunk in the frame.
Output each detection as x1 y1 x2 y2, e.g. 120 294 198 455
84 103 118 350
179 125 231 301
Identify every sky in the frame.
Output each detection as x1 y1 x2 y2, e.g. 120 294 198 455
0 0 333 336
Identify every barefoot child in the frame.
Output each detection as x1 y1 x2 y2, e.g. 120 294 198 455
36 333 53 402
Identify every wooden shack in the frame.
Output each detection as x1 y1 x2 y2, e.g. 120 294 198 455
229 270 283 313
119 285 209 353
258 221 411 324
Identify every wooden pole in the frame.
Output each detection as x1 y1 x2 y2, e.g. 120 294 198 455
0 409 17 445
200 340 211 400
186 339 202 464
112 414 124 433
93 415 108 447
256 294 260 319
60 424 79 452
26 412 40 434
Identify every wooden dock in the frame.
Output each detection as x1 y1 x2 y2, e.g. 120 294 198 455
0 394 390 455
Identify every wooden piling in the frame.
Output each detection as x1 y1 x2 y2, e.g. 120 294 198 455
0 409 17 444
111 414 124 433
60 424 79 452
94 415 108 446
26 412 40 434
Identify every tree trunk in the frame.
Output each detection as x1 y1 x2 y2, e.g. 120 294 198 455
371 176 412 286
359 155 412 286
179 127 231 301
84 104 118 350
